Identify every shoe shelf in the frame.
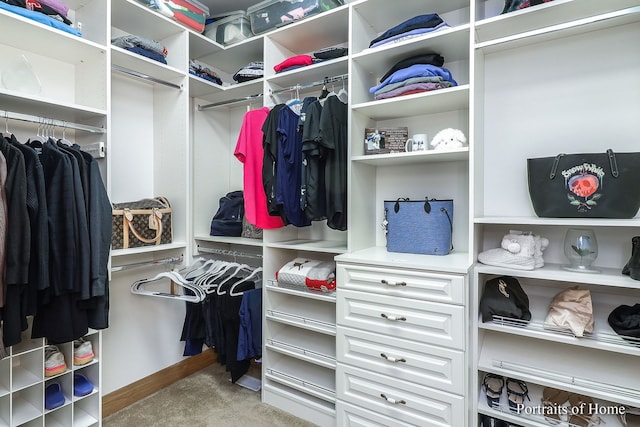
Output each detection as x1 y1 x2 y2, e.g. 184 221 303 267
265 353 336 404
265 326 337 369
266 280 336 303
477 372 626 427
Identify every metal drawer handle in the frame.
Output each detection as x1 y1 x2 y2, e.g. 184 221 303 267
380 353 406 363
380 393 406 405
381 279 407 287
381 313 406 321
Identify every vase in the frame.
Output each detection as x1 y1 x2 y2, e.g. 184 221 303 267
562 228 599 273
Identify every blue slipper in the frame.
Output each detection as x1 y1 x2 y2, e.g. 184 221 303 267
45 383 65 410
73 373 94 397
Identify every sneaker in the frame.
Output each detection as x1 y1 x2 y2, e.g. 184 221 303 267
45 345 67 377
73 338 94 366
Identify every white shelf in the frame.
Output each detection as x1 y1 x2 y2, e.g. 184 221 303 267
111 0 184 40
266 355 336 403
266 327 336 369
110 242 187 258
475 262 640 289
351 85 470 121
195 235 263 248
190 78 263 103
352 147 469 166
475 0 640 49
266 57 348 90
0 89 107 124
111 46 185 88
474 216 640 227
266 239 347 254
191 35 264 76
266 281 336 303
336 246 471 274
266 300 337 336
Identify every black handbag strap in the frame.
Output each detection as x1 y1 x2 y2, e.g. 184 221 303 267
548 148 618 179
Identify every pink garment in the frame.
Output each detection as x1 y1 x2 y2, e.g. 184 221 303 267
273 55 313 73
234 107 285 229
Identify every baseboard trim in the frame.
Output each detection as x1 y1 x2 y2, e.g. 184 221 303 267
102 349 217 417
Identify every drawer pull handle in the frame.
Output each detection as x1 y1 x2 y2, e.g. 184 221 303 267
380 393 406 405
380 353 406 363
381 279 407 287
381 313 406 321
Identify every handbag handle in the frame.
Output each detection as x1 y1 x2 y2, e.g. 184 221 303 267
122 209 163 247
548 148 619 179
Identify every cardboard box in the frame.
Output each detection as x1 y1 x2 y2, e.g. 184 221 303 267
364 127 408 155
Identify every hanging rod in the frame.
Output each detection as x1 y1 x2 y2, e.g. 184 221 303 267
198 93 264 110
111 64 183 90
270 73 349 96
0 109 105 134
197 246 263 259
111 255 183 273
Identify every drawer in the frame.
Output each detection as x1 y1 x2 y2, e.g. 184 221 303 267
337 401 416 427
337 364 465 427
337 289 465 350
337 264 465 305
337 327 464 395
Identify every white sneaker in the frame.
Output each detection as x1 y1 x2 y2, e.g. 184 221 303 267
45 345 67 377
73 338 95 366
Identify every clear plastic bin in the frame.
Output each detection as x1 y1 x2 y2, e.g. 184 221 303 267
248 0 344 35
205 11 254 46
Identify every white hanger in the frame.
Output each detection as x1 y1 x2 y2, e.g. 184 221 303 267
229 267 263 296
130 271 205 303
216 264 253 295
337 80 348 104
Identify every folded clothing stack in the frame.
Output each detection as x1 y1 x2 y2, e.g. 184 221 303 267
368 13 449 49
276 257 336 292
274 47 348 73
478 230 549 271
112 35 168 64
0 0 80 36
369 53 457 100
502 0 554 14
189 59 223 85
233 61 264 83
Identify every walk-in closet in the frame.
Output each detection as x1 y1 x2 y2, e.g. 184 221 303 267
1 0 639 426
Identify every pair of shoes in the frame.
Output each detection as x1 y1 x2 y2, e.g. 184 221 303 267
73 338 94 366
619 407 640 427
74 373 94 397
541 387 570 424
479 414 524 427
45 382 65 410
45 345 67 377
482 373 530 412
622 236 640 280
541 388 603 427
567 394 603 427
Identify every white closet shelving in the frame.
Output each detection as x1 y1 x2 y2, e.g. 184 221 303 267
472 1 640 427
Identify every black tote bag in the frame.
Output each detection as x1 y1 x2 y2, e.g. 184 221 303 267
527 149 640 218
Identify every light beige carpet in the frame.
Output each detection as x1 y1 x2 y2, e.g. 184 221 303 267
103 363 318 427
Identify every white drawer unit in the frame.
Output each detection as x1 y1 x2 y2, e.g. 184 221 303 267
337 327 464 395
337 289 465 350
337 364 465 427
337 264 465 305
337 401 417 427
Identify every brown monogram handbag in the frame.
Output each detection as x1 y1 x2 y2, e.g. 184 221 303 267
111 197 173 249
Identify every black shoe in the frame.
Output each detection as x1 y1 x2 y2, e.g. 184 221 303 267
479 414 507 427
624 236 640 280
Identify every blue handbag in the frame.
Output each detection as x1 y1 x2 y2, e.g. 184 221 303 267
383 198 453 255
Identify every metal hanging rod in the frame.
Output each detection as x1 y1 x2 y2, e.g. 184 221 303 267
197 246 263 259
111 255 184 273
198 93 264 110
111 64 183 90
1 109 105 134
270 73 349 96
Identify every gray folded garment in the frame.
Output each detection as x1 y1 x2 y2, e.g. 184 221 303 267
374 75 449 97
111 35 166 57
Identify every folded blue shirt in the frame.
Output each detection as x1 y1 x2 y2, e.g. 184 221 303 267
370 64 458 94
0 2 82 37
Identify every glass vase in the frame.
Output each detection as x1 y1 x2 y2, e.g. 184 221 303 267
562 228 599 273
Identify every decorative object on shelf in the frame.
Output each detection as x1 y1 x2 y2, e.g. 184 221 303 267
430 128 467 151
482 373 504 409
506 378 530 413
477 230 548 270
383 197 453 255
405 133 428 152
544 286 594 337
607 304 640 345
562 228 599 273
112 197 173 249
502 0 554 14
527 149 640 218
364 127 408 155
479 276 531 323
275 257 336 292
622 236 640 280
209 191 244 237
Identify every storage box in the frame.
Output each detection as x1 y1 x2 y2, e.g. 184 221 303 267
205 11 254 46
364 127 408 155
248 0 344 35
